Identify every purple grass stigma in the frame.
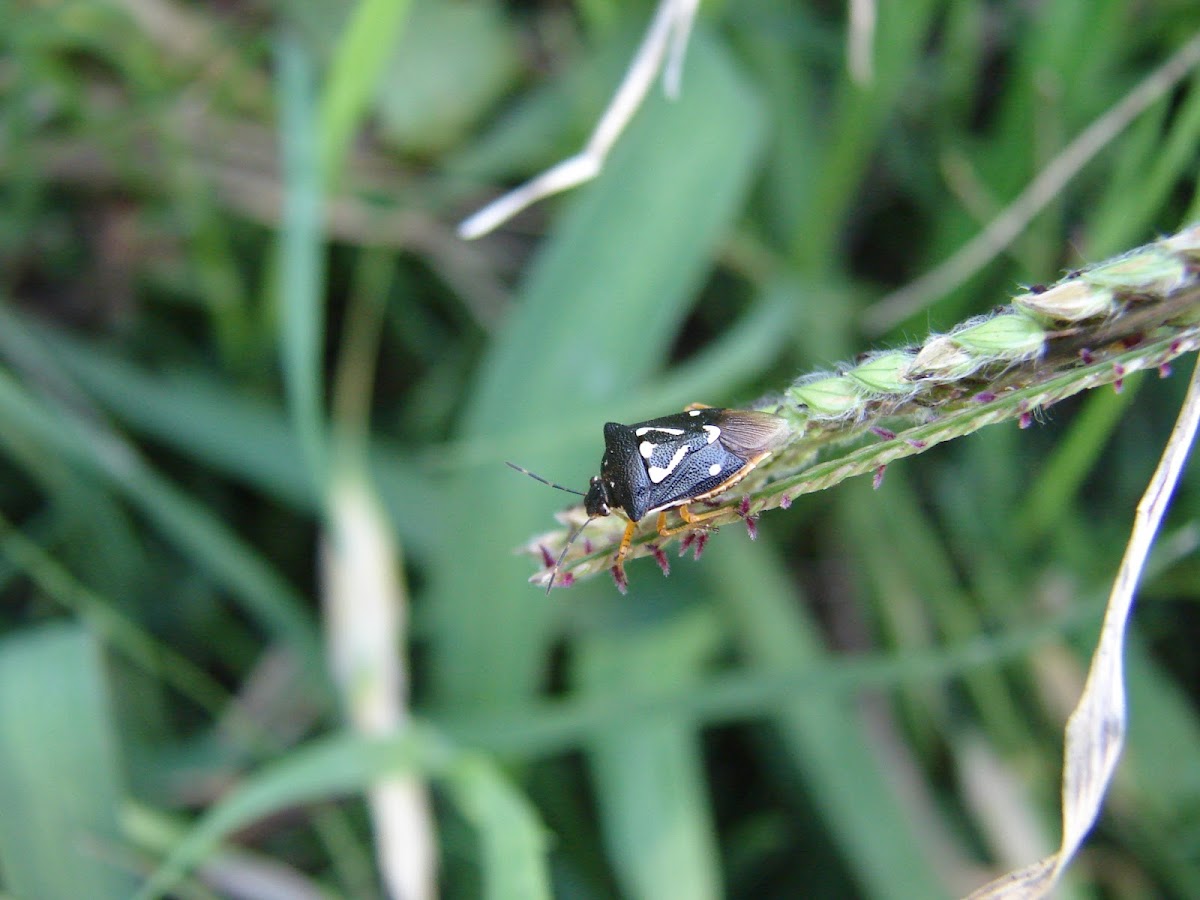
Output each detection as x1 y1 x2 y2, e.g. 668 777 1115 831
736 499 758 540
873 465 886 489
871 426 896 441
610 566 628 594
651 544 670 576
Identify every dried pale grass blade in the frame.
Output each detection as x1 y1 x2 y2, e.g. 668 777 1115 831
968 354 1200 898
662 0 700 98
864 30 1200 333
322 474 436 900
956 734 1052 875
456 154 600 241
966 857 1057 900
848 0 876 85
457 0 700 239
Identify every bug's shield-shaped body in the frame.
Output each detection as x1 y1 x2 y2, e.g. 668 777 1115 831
585 407 791 523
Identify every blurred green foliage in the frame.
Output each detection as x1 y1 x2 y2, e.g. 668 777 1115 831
3 0 1200 897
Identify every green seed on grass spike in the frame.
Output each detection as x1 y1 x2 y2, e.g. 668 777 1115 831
1014 281 1116 323
1083 248 1190 294
951 313 1047 358
788 376 862 418
908 335 978 382
848 351 914 394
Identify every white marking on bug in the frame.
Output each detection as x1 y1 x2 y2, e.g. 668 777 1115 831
647 446 689 484
639 441 655 459
635 426 684 436
703 424 720 444
708 463 721 476
688 409 701 417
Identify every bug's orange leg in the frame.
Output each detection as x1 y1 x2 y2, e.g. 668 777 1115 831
682 402 713 411
657 503 732 537
611 519 637 593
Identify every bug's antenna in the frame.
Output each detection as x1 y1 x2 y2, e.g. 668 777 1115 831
505 461 591 591
506 461 587 497
546 516 594 593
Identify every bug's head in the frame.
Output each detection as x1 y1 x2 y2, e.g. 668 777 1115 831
584 475 613 518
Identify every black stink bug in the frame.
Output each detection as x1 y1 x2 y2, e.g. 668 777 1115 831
511 405 790 592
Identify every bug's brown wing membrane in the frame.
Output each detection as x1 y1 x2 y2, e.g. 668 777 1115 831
714 410 791 456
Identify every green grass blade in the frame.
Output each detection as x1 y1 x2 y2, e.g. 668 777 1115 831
137 727 550 900
0 512 228 715
0 624 139 899
1089 70 1200 255
793 0 939 269
1016 379 1139 547
318 0 412 185
1120 638 1200 897
709 537 953 899
135 731 430 900
573 609 723 900
276 34 328 489
0 356 322 671
437 605 1092 760
15 319 442 555
444 756 551 900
